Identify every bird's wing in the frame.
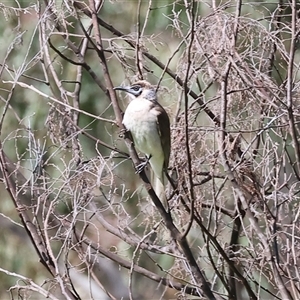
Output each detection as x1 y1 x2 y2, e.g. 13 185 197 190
152 103 171 170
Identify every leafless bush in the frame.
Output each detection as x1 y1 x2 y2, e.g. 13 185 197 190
1 0 300 299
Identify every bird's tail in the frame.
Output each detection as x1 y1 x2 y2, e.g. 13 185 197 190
153 174 168 211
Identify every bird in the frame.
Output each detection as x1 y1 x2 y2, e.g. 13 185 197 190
114 80 171 210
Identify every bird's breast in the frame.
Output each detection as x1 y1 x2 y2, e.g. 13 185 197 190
122 99 161 156
122 99 156 130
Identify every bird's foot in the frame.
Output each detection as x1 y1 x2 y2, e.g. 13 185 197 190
135 155 151 174
119 128 128 139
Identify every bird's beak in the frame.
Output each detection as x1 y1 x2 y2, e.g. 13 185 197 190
114 86 139 97
113 86 129 92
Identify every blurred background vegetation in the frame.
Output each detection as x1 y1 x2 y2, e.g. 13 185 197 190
1 0 300 299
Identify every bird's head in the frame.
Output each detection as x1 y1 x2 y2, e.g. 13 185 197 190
114 80 157 101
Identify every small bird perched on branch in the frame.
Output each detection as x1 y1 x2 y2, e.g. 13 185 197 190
114 80 171 210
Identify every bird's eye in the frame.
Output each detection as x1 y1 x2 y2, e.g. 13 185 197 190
131 85 141 91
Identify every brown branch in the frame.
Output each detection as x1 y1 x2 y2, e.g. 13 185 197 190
0 146 79 300
286 0 300 179
85 2 220 297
